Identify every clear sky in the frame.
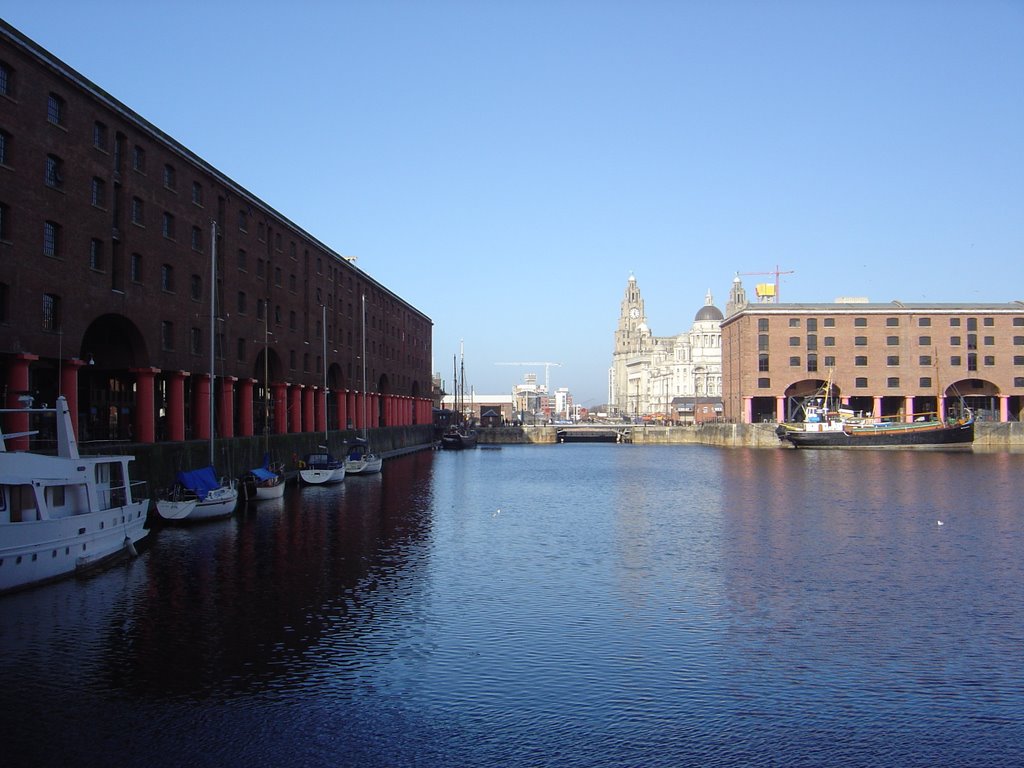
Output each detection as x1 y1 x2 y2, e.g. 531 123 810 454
4 1 1022 405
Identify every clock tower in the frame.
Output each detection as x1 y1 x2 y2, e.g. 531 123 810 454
615 273 646 353
610 273 649 413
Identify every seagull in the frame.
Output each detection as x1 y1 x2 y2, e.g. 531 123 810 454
493 508 501 518
937 520 944 526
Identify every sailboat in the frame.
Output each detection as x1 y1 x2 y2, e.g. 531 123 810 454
156 221 239 520
243 319 285 500
300 305 346 484
345 294 383 475
440 342 478 450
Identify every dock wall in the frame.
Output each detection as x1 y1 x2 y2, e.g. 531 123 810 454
477 422 1024 450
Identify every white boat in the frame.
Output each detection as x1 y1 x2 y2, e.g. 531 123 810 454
156 467 238 521
299 452 346 485
0 395 149 594
344 439 382 475
345 294 383 476
243 458 285 501
154 222 238 520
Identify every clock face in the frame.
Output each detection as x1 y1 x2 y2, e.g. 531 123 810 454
630 308 639 318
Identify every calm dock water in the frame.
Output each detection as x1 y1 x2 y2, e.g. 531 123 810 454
2 445 1022 767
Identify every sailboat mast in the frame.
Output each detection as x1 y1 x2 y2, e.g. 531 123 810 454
322 303 328 445
209 219 217 466
361 294 368 439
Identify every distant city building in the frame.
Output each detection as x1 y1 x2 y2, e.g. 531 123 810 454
608 274 723 422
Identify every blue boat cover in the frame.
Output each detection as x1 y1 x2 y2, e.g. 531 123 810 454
250 467 277 482
177 466 221 500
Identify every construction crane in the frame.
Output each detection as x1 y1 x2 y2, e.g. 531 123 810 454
739 265 794 303
495 362 562 392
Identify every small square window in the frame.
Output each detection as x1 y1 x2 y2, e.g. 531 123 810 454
886 336 899 346
855 377 868 388
855 356 868 366
984 356 995 366
789 336 800 347
919 335 931 346
788 318 800 327
789 356 801 367
854 317 867 327
918 317 931 327
757 377 771 388
950 355 961 366
887 355 899 366
886 317 899 327
920 377 932 388
983 317 994 327
887 377 899 387
950 318 961 327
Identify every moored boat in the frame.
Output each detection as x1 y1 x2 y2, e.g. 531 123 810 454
776 371 975 449
156 467 239 520
780 412 974 449
0 396 149 594
299 452 346 485
344 438 382 475
242 456 286 501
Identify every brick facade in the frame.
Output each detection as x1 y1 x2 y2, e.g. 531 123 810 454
0 21 433 442
722 302 1024 424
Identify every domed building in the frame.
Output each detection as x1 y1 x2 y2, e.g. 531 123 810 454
609 275 723 422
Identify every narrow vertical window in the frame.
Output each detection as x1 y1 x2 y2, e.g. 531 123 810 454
161 320 174 351
132 145 145 172
93 121 108 150
192 181 203 205
0 129 8 165
89 238 103 270
0 61 12 97
43 221 59 257
130 252 142 283
0 202 9 241
162 212 175 239
47 93 65 126
42 293 61 330
91 177 106 207
45 154 64 188
163 164 176 189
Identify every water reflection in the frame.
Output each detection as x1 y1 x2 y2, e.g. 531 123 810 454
108 450 435 700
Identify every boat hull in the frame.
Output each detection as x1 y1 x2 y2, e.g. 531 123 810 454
440 432 478 450
299 467 346 484
782 420 974 449
157 486 239 521
0 502 149 594
345 455 383 475
254 480 286 499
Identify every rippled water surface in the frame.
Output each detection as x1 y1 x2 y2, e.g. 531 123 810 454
2 446 1023 767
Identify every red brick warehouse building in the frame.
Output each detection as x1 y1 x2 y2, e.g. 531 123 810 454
0 20 433 447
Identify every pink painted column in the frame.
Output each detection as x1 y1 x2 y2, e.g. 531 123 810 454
219 376 236 438
4 353 38 451
1000 395 1009 422
167 371 188 441
237 378 255 437
743 396 753 424
290 385 303 433
776 396 785 423
303 386 315 433
315 388 327 433
131 367 159 443
272 383 288 434
336 389 347 430
60 358 86 440
872 396 882 418
904 396 915 423
193 373 212 442
938 395 946 422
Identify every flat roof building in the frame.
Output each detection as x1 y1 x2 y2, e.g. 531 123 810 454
0 21 433 444
721 300 1024 424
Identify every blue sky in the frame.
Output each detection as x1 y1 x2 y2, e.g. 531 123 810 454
5 1 1022 405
